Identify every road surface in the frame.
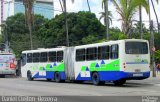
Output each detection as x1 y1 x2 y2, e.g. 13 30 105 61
0 76 160 102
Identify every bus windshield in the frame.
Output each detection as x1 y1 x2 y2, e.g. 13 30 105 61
125 42 148 54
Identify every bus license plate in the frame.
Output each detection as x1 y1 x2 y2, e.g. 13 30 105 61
133 73 143 77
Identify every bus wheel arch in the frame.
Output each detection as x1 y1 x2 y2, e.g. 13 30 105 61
27 70 34 81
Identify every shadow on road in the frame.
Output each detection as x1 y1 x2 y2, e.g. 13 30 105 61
30 79 153 88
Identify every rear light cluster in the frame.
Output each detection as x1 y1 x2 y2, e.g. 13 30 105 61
10 63 16 69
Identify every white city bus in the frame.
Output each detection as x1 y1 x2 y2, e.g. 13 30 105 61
0 53 17 78
21 39 150 85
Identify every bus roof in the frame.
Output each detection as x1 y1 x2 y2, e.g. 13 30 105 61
22 39 148 53
22 47 66 54
75 39 148 49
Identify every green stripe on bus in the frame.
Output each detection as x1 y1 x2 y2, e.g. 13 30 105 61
81 59 120 72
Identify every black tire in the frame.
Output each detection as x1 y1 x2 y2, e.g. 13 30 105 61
27 71 33 81
55 72 63 83
73 80 83 83
113 79 126 86
0 75 5 78
92 72 105 85
47 78 52 81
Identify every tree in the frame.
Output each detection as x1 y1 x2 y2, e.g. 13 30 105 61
23 0 35 50
150 0 160 36
5 13 48 58
111 0 149 37
99 11 112 26
138 0 149 39
38 11 106 47
87 0 91 12
155 50 160 62
102 0 109 40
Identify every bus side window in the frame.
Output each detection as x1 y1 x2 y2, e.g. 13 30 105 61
76 49 85 61
27 53 32 63
33 53 40 63
98 46 109 60
86 47 97 61
57 51 63 62
48 51 56 62
40 52 47 62
111 45 119 59
21 54 26 66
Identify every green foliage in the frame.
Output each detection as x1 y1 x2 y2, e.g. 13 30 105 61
111 0 149 36
155 50 160 62
5 13 48 58
38 11 106 47
5 11 160 60
0 35 3 43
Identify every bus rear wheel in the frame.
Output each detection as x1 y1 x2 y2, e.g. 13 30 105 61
92 72 105 85
27 71 33 81
113 79 126 86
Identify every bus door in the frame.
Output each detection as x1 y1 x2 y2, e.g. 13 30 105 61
64 47 75 80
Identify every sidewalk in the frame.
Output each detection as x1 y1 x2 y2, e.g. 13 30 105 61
150 71 160 78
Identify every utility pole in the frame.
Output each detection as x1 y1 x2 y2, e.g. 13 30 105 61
150 20 156 77
63 0 69 47
104 0 109 40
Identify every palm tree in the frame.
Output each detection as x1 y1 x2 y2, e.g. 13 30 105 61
111 0 149 37
23 0 35 50
99 11 112 26
138 0 149 39
150 0 159 35
102 0 109 40
87 0 91 12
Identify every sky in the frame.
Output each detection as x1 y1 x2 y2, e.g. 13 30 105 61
54 0 160 29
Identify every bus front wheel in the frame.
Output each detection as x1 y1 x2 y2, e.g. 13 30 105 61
92 72 105 85
27 71 33 81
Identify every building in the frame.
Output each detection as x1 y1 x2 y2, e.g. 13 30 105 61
0 0 54 35
14 0 54 19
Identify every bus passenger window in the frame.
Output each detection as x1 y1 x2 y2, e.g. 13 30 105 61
76 49 85 61
111 45 119 59
33 53 40 62
40 52 47 62
48 52 57 62
98 46 109 60
27 53 32 63
86 47 97 61
57 51 63 62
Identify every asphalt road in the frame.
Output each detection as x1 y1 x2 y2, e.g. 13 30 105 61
0 76 160 102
